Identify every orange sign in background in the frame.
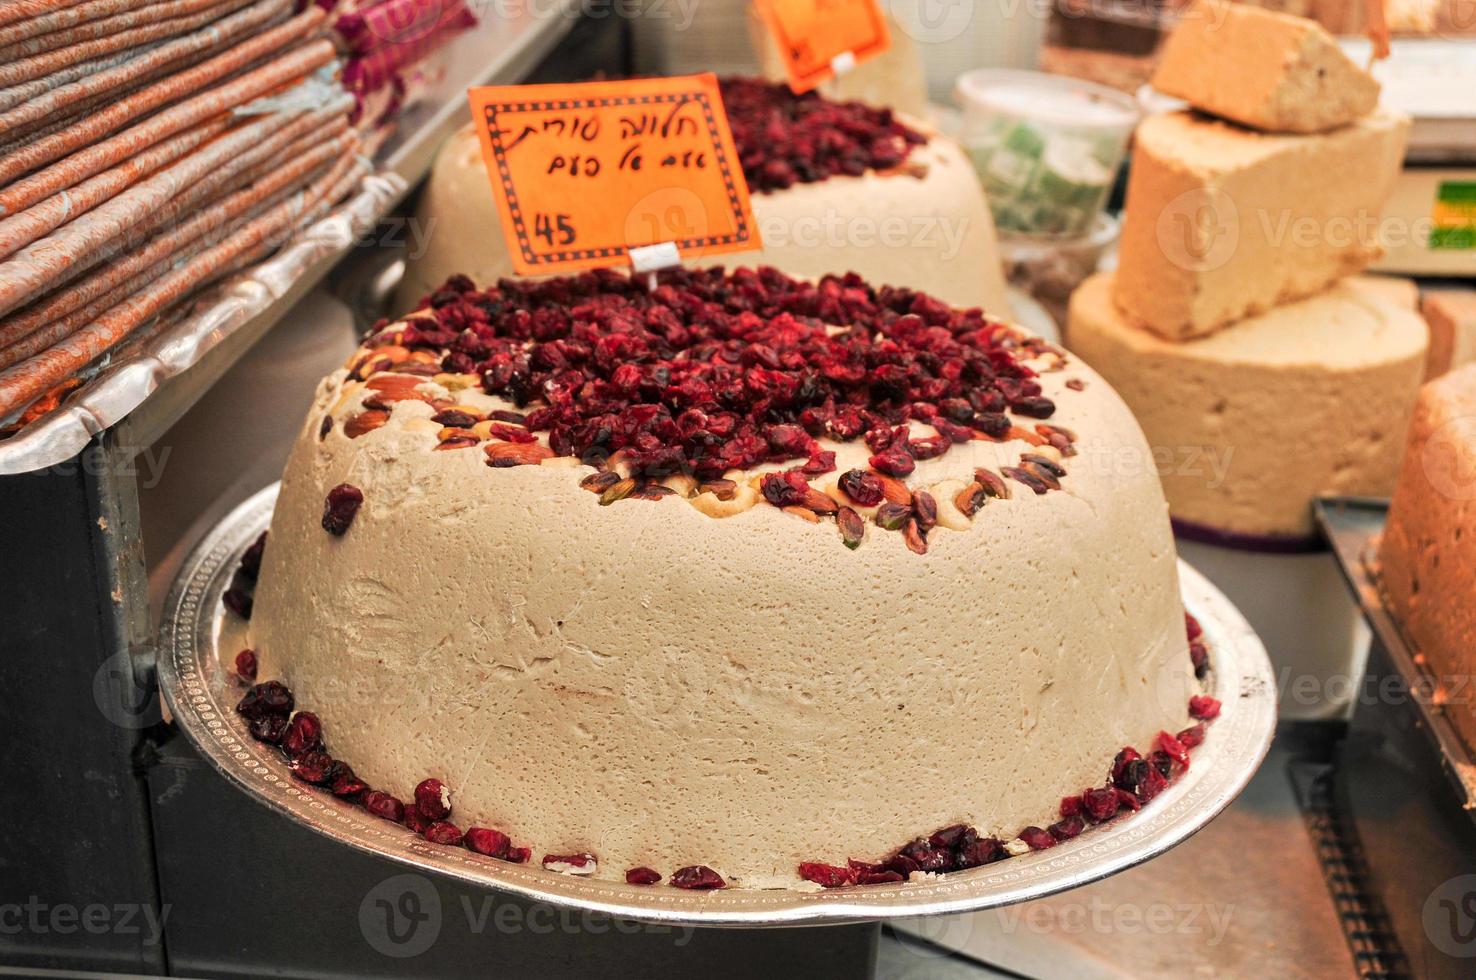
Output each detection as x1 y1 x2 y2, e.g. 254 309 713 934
467 75 760 276
753 0 891 94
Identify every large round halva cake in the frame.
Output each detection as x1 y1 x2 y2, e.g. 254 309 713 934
397 78 1012 318
244 266 1212 889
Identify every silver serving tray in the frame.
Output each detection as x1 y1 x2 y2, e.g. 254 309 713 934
159 483 1277 927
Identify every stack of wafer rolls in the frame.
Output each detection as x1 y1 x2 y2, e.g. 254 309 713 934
0 0 378 427
325 0 476 128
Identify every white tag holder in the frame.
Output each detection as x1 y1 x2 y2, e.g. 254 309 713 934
628 241 683 290
830 50 857 77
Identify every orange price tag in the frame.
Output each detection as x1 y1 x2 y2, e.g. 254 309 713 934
466 75 760 276
753 0 891 94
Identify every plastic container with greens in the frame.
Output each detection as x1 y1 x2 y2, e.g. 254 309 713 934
955 69 1139 237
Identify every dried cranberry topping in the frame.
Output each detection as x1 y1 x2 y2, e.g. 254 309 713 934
239 531 267 580
248 714 289 745
331 772 368 799
1177 724 1207 749
321 483 363 536
1018 827 1056 850
363 791 405 823
838 468 884 506
1082 787 1120 822
956 837 1006 869
233 649 257 681
760 471 811 508
505 847 532 864
236 681 293 720
289 751 334 784
1190 640 1210 679
1157 730 1190 768
222 588 253 619
625 867 662 885
465 827 511 858
280 712 322 758
1049 815 1086 841
424 822 463 846
1110 747 1142 786
798 862 856 888
1189 695 1222 720
899 837 953 873
403 805 432 835
856 869 905 885
388 266 1053 482
414 778 451 820
670 865 726 890
719 77 925 192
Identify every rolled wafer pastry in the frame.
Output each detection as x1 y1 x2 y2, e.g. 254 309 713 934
0 0 260 90
0 0 300 137
0 36 334 190
0 129 351 354
0 108 329 317
0 116 232 261
0 140 366 416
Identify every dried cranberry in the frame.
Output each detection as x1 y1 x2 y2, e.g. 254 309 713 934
669 865 725 890
424 822 463 845
465 828 511 857
1019 827 1056 850
233 649 257 681
760 471 810 508
248 715 288 744
236 681 293 720
331 772 368 799
900 837 952 872
321 483 364 536
363 791 405 823
856 869 905 885
280 712 322 758
1116 788 1142 812
239 532 267 580
838 468 884 506
1185 612 1203 641
720 78 926 192
798 862 856 888
1150 750 1175 779
626 867 662 885
1049 815 1086 841
1012 396 1056 419
1137 763 1169 802
955 838 1005 869
928 824 971 849
505 847 531 864
869 445 915 478
886 853 921 878
1059 796 1084 819
1189 695 1222 720
222 588 253 619
414 778 451 820
1115 758 1150 793
1157 730 1190 767
289 751 334 784
1177 724 1207 749
1190 641 1209 679
542 853 596 871
1110 747 1141 785
403 805 432 834
1082 787 1119 822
